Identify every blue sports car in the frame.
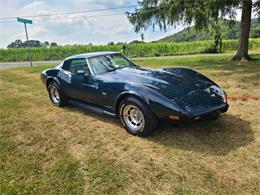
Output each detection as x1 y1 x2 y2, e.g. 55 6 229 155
41 52 228 136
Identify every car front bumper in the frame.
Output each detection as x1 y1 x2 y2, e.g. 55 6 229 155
167 103 229 122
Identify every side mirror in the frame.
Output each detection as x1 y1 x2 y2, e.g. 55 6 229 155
76 70 85 75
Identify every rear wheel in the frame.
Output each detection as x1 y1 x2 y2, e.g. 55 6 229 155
119 97 158 136
48 81 66 107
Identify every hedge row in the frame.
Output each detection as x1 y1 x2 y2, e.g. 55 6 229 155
1 38 259 62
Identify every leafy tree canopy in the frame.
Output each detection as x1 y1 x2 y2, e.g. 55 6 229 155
128 0 260 61
7 40 58 48
128 0 243 32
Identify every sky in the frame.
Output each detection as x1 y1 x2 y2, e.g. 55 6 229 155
0 0 187 48
0 0 250 49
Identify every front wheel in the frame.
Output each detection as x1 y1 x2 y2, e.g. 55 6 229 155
119 97 158 136
48 81 66 107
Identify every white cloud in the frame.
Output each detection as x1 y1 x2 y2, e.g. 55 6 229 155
0 0 184 48
20 1 47 14
70 0 135 7
1 0 259 48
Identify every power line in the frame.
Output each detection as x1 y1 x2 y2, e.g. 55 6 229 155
49 13 128 20
36 13 128 22
0 13 129 23
48 12 126 19
0 5 137 21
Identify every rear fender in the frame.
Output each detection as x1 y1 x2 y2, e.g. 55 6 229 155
46 76 61 88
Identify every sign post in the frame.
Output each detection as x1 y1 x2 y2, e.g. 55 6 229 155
17 17 33 66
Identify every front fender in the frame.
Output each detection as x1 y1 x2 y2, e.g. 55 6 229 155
114 85 190 118
163 67 217 87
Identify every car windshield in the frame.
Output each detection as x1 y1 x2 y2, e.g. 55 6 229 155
88 54 137 75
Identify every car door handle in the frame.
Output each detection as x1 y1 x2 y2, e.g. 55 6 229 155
82 83 98 89
102 89 110 95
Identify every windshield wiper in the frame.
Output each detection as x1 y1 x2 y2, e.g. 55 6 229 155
107 68 117 72
118 64 139 69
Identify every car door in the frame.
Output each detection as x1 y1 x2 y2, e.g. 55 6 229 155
60 58 99 104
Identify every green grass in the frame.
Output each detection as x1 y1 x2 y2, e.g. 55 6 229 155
134 53 260 68
1 38 260 62
17 64 55 73
0 55 260 194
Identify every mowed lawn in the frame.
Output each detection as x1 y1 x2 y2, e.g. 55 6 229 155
0 54 260 194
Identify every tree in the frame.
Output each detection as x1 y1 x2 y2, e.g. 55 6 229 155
231 0 253 60
251 27 260 37
129 40 143 45
25 40 41 47
43 41 50 47
7 40 58 48
107 41 115 46
128 0 260 61
116 42 127 45
7 39 23 48
50 42 58 47
140 33 145 43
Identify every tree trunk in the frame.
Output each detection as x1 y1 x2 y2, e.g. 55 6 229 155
231 0 253 61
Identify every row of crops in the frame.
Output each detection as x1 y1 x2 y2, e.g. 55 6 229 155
0 38 259 62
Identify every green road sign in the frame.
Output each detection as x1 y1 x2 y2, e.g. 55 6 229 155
17 17 32 24
17 17 33 66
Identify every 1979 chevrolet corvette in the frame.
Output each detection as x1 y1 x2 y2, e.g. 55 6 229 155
41 52 228 136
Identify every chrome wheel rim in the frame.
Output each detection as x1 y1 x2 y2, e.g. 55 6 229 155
50 85 60 104
123 105 145 132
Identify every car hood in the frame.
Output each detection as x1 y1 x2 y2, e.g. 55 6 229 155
106 67 224 109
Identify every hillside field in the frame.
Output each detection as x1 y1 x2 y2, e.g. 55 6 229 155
0 54 259 194
159 19 260 42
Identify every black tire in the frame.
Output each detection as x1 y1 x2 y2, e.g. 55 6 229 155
119 97 158 136
47 81 66 107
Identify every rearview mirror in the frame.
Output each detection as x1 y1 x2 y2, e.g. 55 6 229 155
76 70 85 75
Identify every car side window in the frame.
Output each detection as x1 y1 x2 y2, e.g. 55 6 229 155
62 60 70 70
65 58 91 75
